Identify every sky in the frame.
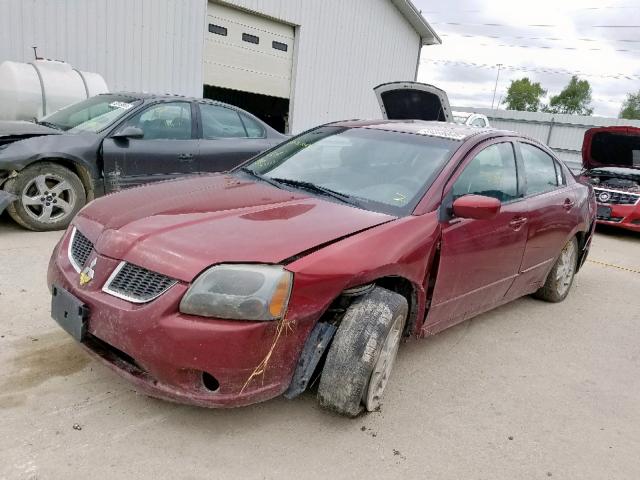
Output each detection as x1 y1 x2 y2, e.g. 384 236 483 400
412 0 640 117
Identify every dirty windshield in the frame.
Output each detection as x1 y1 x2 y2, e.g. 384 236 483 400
244 126 460 215
39 95 142 133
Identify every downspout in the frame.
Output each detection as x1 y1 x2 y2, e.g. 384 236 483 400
414 37 422 81
546 117 555 145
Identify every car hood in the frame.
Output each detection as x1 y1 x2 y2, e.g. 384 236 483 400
0 131 101 169
582 126 640 170
0 120 61 137
77 174 395 282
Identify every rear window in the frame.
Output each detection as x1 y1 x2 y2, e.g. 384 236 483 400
520 143 560 195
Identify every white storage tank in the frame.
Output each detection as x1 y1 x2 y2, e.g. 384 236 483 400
0 59 109 121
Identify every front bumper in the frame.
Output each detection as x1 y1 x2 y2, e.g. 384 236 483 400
47 229 316 408
595 201 640 232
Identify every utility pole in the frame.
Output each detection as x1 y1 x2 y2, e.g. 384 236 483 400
491 63 502 110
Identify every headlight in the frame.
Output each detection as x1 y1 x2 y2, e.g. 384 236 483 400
179 264 293 321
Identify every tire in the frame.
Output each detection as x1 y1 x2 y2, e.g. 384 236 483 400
533 237 578 303
5 162 85 231
318 287 408 417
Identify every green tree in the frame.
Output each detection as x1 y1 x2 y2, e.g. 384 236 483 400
544 76 593 115
619 90 640 120
503 77 547 112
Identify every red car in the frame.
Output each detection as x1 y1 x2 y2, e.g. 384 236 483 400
48 84 596 416
582 126 640 232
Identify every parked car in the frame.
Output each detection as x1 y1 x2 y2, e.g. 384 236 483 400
48 83 595 416
582 126 640 232
453 111 491 128
0 93 284 231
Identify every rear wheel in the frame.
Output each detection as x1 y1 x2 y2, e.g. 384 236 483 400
534 237 578 302
5 162 85 231
318 287 407 417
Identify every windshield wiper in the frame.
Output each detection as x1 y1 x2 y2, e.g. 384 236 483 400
269 177 356 205
239 167 284 189
36 121 62 131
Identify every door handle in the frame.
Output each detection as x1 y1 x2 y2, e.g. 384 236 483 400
509 217 528 230
178 153 194 160
563 198 575 210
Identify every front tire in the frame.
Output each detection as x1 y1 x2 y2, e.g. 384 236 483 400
5 162 85 231
318 287 408 417
533 237 578 303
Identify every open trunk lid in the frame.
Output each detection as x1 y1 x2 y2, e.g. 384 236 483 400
582 126 640 170
374 82 453 122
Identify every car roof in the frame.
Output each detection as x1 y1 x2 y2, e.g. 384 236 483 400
329 119 516 142
98 92 241 107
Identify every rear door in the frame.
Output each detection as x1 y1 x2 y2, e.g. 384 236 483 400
102 101 199 191
508 141 580 293
425 140 528 333
374 82 453 122
196 103 274 172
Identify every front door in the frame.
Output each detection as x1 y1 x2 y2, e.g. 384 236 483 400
102 101 199 191
425 141 528 333
196 103 275 173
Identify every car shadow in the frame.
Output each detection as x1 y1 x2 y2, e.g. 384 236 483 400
595 224 639 240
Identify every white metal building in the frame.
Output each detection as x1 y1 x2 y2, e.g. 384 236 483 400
0 0 439 132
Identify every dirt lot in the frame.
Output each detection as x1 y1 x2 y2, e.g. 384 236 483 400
1 214 639 480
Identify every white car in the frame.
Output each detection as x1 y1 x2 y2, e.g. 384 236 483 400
452 111 490 128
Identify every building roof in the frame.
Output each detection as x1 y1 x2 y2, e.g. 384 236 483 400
390 0 441 45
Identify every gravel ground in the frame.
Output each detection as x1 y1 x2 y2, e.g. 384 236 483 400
1 214 639 480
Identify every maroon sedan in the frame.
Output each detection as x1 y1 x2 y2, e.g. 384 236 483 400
48 105 595 416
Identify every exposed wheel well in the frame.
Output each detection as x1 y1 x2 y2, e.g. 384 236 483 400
372 277 418 336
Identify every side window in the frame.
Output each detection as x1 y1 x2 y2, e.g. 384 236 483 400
240 113 265 138
122 102 192 140
452 142 519 202
520 143 560 195
200 104 247 139
471 117 486 127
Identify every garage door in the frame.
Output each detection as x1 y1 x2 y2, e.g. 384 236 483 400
204 2 295 99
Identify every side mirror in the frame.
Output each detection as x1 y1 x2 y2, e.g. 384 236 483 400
452 195 501 220
112 126 144 140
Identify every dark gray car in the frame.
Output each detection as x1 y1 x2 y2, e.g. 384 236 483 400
0 93 284 231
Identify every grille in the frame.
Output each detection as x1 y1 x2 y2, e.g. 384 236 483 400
69 228 93 271
594 188 640 205
103 262 177 303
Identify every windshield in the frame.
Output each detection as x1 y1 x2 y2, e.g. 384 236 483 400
40 95 142 133
242 126 461 216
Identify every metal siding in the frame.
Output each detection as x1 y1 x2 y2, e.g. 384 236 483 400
219 0 421 132
1 0 424 130
0 0 205 97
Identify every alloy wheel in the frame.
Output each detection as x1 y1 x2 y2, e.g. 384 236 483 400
553 240 577 297
21 174 77 224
